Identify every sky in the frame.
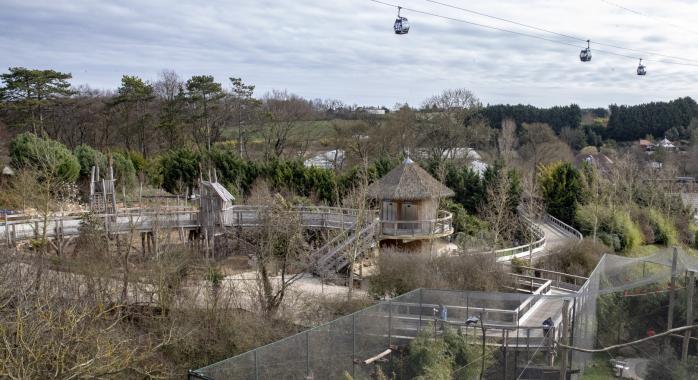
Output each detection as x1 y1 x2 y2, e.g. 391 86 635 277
1 0 697 108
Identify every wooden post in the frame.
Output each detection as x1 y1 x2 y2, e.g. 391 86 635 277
559 300 570 380
667 247 679 347
503 329 509 379
683 271 695 363
4 214 9 245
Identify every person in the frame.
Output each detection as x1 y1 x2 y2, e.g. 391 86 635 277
439 304 448 322
647 327 655 337
542 317 554 335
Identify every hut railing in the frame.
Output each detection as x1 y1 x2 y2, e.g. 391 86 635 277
379 210 453 237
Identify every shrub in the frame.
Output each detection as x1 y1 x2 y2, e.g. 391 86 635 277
440 199 487 236
539 161 586 225
575 204 642 252
368 249 509 297
648 209 678 246
539 238 608 277
73 144 107 178
611 211 643 252
161 148 201 194
111 152 137 190
10 133 80 183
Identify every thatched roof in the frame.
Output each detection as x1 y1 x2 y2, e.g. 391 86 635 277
366 158 454 201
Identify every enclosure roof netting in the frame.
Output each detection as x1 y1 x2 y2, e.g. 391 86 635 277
366 158 454 201
203 181 235 202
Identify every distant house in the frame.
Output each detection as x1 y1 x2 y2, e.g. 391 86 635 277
358 106 387 115
648 161 663 169
576 153 614 173
304 149 345 170
658 138 676 150
638 139 655 151
416 147 488 177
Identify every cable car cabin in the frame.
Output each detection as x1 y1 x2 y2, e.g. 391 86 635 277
579 40 591 62
394 17 409 34
637 59 647 76
579 48 592 62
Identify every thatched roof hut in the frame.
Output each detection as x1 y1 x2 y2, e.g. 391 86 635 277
366 158 454 201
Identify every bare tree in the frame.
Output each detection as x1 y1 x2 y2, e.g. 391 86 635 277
420 88 482 163
519 122 573 170
479 169 516 255
239 182 310 318
261 90 314 160
497 118 517 165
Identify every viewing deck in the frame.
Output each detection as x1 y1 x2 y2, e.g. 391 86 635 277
379 210 453 240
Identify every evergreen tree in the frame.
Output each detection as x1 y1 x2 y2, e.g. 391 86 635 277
0 67 73 134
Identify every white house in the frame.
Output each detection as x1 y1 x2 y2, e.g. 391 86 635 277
658 138 676 150
304 149 345 170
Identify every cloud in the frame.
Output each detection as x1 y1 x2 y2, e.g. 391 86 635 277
0 0 696 107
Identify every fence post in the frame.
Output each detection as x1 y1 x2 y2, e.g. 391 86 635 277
388 300 392 346
255 350 259 380
418 288 423 332
306 330 311 378
352 314 356 378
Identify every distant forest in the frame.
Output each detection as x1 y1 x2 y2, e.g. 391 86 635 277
474 97 698 143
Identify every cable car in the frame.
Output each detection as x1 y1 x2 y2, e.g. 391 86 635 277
580 40 592 62
394 6 410 35
637 59 647 76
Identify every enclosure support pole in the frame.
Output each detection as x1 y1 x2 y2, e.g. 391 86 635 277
683 271 695 363
503 329 509 379
418 288 423 332
388 300 392 348
254 350 259 380
559 300 570 380
667 247 679 347
352 314 356 378
306 331 310 377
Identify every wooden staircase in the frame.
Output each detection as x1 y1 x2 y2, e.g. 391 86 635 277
311 219 378 276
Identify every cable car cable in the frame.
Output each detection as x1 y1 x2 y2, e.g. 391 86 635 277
368 0 698 68
599 0 698 36
421 0 698 63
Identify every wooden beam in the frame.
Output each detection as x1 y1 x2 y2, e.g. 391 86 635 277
362 349 391 365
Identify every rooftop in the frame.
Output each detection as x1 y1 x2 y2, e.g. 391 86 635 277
366 158 454 201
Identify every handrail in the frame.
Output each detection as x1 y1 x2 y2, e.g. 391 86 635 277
543 213 583 240
468 215 546 259
380 210 453 237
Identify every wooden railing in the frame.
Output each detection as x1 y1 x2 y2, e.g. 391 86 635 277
379 210 453 238
510 265 588 292
543 213 583 240
491 215 547 260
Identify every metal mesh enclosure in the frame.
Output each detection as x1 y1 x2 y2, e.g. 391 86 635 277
193 248 698 380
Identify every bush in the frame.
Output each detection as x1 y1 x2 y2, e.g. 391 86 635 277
10 133 80 183
368 249 509 297
648 209 678 246
575 204 643 252
111 152 137 190
73 144 107 178
539 161 586 225
440 199 487 236
611 211 643 252
539 238 608 277
161 148 201 194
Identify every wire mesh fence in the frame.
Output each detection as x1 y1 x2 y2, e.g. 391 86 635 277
192 248 698 380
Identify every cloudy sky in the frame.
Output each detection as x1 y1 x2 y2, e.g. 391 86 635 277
1 0 697 108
